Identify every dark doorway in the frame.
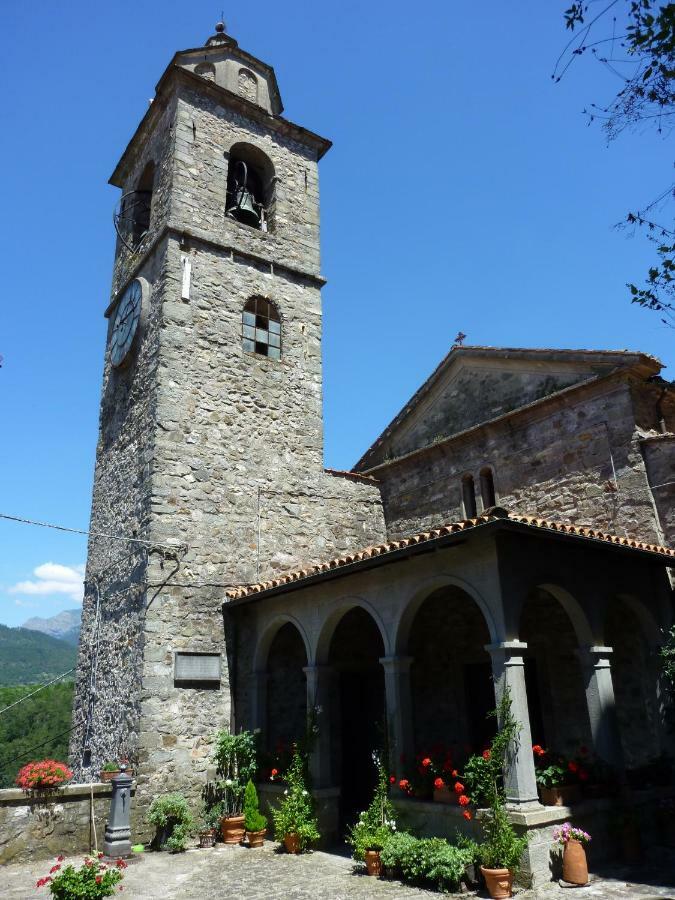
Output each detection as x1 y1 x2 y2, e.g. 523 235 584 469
464 661 497 752
328 607 385 830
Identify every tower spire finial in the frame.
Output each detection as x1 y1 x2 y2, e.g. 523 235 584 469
206 17 233 47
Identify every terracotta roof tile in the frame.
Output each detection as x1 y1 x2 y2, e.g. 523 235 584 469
224 510 675 602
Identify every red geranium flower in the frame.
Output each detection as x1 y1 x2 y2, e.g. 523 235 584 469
482 750 491 760
453 781 465 794
451 769 459 777
271 768 278 777
56 855 65 862
115 858 128 869
532 744 545 757
389 775 396 784
49 864 60 874
568 761 578 773
398 779 410 791
434 777 444 789
462 810 472 821
96 876 103 885
421 757 432 768
458 794 470 807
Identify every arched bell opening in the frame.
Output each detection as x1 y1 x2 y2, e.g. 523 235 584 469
327 607 385 828
226 143 275 232
408 587 494 784
606 597 662 773
265 622 308 775
519 588 592 758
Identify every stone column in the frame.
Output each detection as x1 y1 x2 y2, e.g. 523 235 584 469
577 645 624 769
379 656 414 773
485 641 540 807
303 665 339 788
249 670 268 734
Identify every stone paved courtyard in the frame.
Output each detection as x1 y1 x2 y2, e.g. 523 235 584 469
3 843 675 900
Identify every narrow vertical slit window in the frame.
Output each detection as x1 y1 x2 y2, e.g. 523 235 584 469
462 474 477 519
242 297 281 360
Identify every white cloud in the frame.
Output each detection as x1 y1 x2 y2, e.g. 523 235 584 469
8 562 85 603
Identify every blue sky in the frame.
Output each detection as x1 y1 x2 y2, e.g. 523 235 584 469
0 2 672 627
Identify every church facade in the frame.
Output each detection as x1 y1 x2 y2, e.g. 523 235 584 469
72 23 674 882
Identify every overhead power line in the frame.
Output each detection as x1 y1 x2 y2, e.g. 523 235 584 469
0 512 179 549
0 720 85 772
0 669 76 716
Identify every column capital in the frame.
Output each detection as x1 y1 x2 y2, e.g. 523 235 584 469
485 641 528 665
577 645 613 669
379 655 413 673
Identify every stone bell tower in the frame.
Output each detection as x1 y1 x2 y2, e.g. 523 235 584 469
70 23 384 816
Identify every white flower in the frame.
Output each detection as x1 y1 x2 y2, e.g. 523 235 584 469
284 789 288 796
302 790 308 796
224 779 233 787
253 728 261 734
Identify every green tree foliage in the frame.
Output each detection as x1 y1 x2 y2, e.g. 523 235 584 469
0 681 74 788
556 2 675 324
243 779 267 833
0 625 77 685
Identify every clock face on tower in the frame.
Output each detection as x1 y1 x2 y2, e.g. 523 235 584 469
110 279 142 367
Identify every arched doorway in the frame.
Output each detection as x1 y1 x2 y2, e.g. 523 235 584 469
328 607 385 828
266 623 307 771
606 597 661 771
409 587 494 769
520 588 591 756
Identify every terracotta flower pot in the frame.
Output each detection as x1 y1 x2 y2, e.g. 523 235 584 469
220 814 245 844
283 832 301 854
480 865 513 899
364 849 382 876
562 839 588 885
433 786 458 805
199 829 216 848
539 785 580 806
100 768 133 782
247 828 266 848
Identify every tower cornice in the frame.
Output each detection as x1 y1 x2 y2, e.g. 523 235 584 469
109 65 331 188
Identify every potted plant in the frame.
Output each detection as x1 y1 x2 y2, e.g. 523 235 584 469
243 779 268 848
213 729 257 844
553 822 591 885
470 692 528 899
16 760 72 796
271 747 320 853
99 759 134 782
348 754 397 875
35 854 127 897
533 746 580 806
198 799 221 848
147 793 195 852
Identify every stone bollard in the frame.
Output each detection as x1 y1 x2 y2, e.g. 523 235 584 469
103 764 133 858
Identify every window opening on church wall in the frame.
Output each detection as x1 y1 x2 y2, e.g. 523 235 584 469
226 143 275 232
238 67 258 103
130 161 155 246
461 474 477 518
194 61 216 81
480 467 496 509
242 297 281 359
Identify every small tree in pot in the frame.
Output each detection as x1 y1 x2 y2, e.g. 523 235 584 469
468 690 528 899
213 730 257 844
271 747 320 853
243 780 268 848
348 753 397 876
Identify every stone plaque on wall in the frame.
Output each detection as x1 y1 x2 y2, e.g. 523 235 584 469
174 652 221 683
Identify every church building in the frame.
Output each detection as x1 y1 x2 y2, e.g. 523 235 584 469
71 22 675 884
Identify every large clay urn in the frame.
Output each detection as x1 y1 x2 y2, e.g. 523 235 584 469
364 849 382 876
283 832 301 854
220 814 245 844
562 838 588 885
480 865 513 899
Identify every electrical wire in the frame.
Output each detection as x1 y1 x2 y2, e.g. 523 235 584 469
0 512 179 549
0 720 85 772
0 669 76 716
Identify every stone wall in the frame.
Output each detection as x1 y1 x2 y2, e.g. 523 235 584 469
373 377 664 545
642 434 675 546
0 783 114 866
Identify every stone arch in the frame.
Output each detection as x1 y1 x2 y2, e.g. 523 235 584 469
394 574 498 656
519 584 593 755
253 614 311 672
313 597 390 666
225 142 276 231
606 593 662 767
404 583 497 764
194 62 216 81
262 619 309 765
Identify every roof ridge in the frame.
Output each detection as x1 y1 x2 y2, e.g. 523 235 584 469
224 509 673 601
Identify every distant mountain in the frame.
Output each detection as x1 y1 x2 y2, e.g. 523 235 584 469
22 608 81 646
0 625 78 685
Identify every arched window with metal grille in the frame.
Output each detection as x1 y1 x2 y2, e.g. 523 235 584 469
242 297 281 360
